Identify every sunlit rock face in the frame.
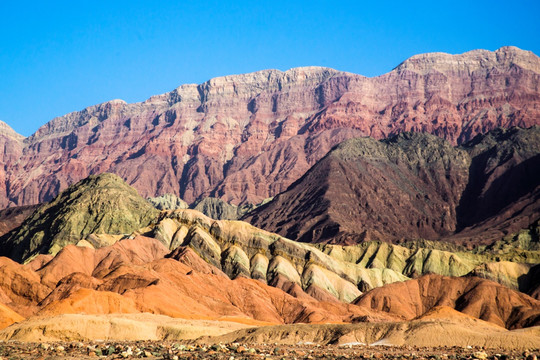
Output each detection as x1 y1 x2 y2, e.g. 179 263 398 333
2 46 540 208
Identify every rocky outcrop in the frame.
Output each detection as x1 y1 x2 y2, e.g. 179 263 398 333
2 47 540 208
0 173 159 262
191 197 245 220
147 194 189 210
245 127 540 244
148 194 268 220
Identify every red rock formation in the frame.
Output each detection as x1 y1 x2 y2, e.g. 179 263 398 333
0 237 375 325
0 238 538 330
2 47 540 208
353 274 540 329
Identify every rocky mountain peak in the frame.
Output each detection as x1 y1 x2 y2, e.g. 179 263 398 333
193 66 345 106
394 46 540 75
26 99 130 143
0 121 24 142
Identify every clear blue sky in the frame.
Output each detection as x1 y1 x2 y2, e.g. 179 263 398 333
1 0 539 137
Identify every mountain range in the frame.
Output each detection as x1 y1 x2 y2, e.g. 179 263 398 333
1 46 539 209
0 46 539 348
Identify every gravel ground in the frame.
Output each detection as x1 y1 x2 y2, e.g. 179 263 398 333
0 341 537 360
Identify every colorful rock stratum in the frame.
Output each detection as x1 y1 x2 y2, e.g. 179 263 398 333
0 172 538 355
1 46 540 209
0 46 539 356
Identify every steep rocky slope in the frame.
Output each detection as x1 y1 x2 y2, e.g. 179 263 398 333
0 173 159 262
245 127 540 244
2 46 540 208
0 121 24 209
455 127 540 240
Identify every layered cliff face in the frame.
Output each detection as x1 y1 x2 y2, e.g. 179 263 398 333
245 127 540 245
0 121 24 160
2 46 539 208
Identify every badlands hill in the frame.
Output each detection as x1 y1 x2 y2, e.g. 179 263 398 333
1 47 540 209
245 127 540 244
0 174 159 262
2 173 539 296
0 173 538 346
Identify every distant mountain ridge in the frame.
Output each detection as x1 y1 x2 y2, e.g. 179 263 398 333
1 46 539 208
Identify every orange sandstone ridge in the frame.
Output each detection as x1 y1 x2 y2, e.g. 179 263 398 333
0 235 538 336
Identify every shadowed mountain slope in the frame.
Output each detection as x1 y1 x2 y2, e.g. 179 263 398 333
245 127 540 245
0 205 39 237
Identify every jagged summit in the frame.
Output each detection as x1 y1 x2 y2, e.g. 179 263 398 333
200 66 344 85
0 121 24 141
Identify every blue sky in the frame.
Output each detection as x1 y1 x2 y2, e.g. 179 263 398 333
1 1 539 136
